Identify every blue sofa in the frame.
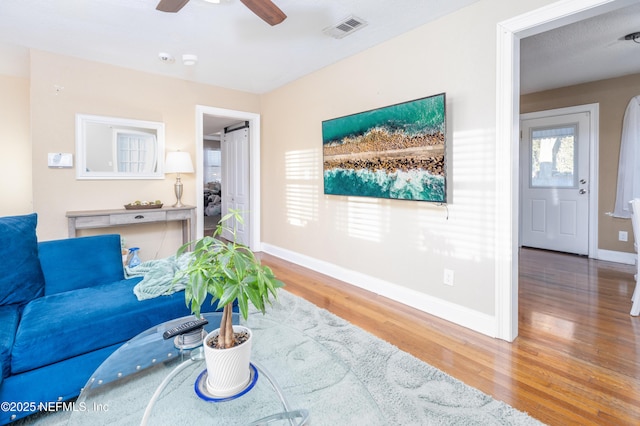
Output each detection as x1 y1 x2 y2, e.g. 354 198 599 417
0 213 223 424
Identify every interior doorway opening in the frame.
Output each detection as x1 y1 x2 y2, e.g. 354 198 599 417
195 106 262 251
496 0 632 341
201 120 250 236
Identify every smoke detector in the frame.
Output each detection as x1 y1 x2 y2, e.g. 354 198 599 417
323 15 368 39
182 54 198 66
158 52 175 63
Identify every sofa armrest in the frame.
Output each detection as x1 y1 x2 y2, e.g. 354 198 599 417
38 234 125 295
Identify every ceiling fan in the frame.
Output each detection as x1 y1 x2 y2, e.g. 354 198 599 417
156 0 287 26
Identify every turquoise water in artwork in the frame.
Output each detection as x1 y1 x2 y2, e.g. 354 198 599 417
322 94 446 202
324 168 445 202
322 94 445 144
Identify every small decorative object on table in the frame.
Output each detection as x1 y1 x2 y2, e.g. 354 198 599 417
124 200 163 210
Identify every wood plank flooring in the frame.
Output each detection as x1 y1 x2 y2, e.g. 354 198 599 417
257 248 640 426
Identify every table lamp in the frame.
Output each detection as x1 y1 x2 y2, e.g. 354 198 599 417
165 151 194 207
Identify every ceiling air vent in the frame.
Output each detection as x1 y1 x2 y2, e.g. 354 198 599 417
323 15 368 39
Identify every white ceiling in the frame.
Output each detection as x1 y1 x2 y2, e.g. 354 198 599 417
521 2 640 94
203 115 247 136
0 0 638 107
0 0 481 94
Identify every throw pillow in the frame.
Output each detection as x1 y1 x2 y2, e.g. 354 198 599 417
0 213 45 306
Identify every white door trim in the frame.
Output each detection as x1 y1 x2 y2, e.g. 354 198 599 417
495 0 632 341
520 103 599 257
195 105 262 251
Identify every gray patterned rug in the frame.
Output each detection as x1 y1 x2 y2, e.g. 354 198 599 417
244 290 543 426
16 290 543 425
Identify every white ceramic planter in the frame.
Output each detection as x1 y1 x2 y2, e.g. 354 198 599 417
203 325 253 397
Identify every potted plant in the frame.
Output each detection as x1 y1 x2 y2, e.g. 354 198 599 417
176 209 283 397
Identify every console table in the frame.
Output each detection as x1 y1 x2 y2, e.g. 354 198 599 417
66 206 196 245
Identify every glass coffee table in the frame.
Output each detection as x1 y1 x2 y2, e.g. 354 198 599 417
68 309 383 425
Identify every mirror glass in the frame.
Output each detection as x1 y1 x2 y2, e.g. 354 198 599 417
76 114 165 179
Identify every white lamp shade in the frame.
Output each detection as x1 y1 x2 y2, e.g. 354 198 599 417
165 151 194 174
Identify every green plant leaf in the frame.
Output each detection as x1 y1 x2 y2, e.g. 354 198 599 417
237 292 250 320
178 208 284 321
246 285 265 314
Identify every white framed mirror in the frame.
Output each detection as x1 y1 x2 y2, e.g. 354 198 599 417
76 114 165 179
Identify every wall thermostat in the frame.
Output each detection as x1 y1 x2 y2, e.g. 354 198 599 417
48 153 73 168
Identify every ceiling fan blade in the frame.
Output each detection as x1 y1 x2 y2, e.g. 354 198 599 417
156 0 190 13
240 0 287 26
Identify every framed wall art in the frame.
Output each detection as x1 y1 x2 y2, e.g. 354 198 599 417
322 93 446 202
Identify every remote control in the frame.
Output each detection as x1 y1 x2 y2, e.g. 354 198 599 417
162 318 209 339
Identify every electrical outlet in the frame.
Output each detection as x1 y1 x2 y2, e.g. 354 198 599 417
619 231 628 242
444 269 454 286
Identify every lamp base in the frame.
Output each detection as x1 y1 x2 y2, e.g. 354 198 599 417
173 177 185 207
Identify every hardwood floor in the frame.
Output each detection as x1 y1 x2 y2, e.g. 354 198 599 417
257 248 640 426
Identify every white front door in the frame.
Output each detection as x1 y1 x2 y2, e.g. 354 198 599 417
221 124 250 245
520 110 590 255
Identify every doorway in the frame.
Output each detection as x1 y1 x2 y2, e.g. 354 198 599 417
495 0 630 341
195 105 262 251
519 105 598 256
202 121 251 244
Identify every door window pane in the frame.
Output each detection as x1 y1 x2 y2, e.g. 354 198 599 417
530 126 576 188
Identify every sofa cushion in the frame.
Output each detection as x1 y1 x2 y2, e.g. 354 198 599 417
0 343 123 425
11 278 222 374
0 213 45 306
39 234 125 295
0 304 20 379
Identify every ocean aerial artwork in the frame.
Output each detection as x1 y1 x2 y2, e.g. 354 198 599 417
322 93 446 202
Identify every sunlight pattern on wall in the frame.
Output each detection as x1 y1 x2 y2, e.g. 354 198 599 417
416 128 496 263
285 149 319 227
334 196 390 243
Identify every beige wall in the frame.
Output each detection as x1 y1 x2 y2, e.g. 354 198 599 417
29 50 260 260
260 0 553 320
0 74 32 215
4 0 573 335
521 73 640 254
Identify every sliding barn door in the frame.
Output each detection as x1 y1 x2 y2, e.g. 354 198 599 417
221 123 250 245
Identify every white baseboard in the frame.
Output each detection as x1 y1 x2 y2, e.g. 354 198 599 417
596 249 636 265
261 243 498 338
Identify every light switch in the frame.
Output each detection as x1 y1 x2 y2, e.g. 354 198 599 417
48 153 73 168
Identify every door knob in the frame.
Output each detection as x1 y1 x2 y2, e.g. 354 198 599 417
579 189 586 195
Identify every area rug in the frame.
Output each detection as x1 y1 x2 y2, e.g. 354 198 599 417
243 290 543 426
17 290 543 425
